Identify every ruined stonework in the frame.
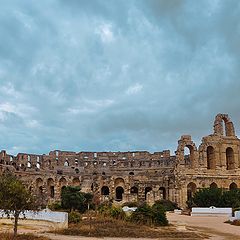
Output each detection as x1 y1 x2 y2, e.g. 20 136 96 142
0 113 239 209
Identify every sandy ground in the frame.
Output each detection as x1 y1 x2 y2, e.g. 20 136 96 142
167 212 240 240
1 213 240 240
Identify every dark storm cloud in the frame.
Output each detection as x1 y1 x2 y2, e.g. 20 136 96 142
0 0 239 155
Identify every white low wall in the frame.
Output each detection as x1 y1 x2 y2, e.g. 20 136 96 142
191 207 232 217
0 209 68 228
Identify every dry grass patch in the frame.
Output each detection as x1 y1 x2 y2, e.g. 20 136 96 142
54 217 205 239
0 232 50 240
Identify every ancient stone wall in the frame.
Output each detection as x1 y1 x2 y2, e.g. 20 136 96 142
0 113 239 209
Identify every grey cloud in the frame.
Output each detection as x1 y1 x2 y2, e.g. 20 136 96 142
0 0 239 155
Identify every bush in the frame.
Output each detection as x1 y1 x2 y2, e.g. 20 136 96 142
190 188 223 208
48 201 62 211
68 211 82 223
151 202 168 226
98 205 125 220
154 200 178 211
190 188 240 208
129 203 168 226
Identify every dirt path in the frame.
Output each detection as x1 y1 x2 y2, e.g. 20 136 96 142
167 212 240 240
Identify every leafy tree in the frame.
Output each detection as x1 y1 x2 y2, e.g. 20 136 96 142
61 186 85 212
190 188 240 208
0 173 39 239
190 188 223 207
221 189 240 208
61 186 94 213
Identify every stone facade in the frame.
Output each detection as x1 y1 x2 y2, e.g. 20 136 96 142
0 113 239 209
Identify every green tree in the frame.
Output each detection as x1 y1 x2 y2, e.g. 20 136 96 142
61 186 85 212
221 189 240 208
0 173 39 239
61 186 94 213
191 188 223 207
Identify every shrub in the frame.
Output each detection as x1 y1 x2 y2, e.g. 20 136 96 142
154 200 178 211
98 205 125 220
190 188 223 207
68 211 82 223
190 188 240 208
48 201 62 211
129 203 168 226
151 202 168 226
109 206 126 220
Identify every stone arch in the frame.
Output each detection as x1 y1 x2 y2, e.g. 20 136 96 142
129 171 134 176
36 178 43 187
114 178 125 187
115 186 124 201
159 187 166 200
214 114 235 136
187 182 197 201
59 177 67 187
64 160 69 167
210 182 218 189
145 187 152 200
72 177 80 186
176 135 198 168
101 186 110 196
36 178 43 195
207 146 215 169
47 178 55 198
229 182 237 190
226 147 235 170
130 186 138 194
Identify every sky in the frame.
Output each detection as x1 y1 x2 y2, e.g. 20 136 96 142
0 0 240 156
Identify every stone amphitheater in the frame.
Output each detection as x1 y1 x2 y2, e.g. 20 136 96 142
0 113 239 208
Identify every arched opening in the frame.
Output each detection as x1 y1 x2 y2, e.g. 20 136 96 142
59 177 67 186
226 147 234 170
72 177 80 186
129 171 134 176
207 146 215 169
210 182 218 189
187 182 197 201
159 187 166 200
101 186 110 196
116 186 124 201
47 178 54 198
145 187 152 200
130 186 138 194
36 163 41 169
39 186 43 195
50 186 54 198
229 182 237 190
184 145 194 166
64 160 69 167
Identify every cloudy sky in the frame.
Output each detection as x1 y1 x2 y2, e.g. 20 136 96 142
0 0 240 155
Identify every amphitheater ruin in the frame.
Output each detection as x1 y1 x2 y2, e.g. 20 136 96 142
0 113 239 208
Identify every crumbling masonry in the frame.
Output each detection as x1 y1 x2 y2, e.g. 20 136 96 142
0 114 239 208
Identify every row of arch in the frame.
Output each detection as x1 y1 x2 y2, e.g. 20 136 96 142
183 145 236 170
207 146 235 170
101 185 166 201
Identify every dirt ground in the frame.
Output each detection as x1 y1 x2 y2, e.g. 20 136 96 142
1 213 240 240
167 212 240 240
